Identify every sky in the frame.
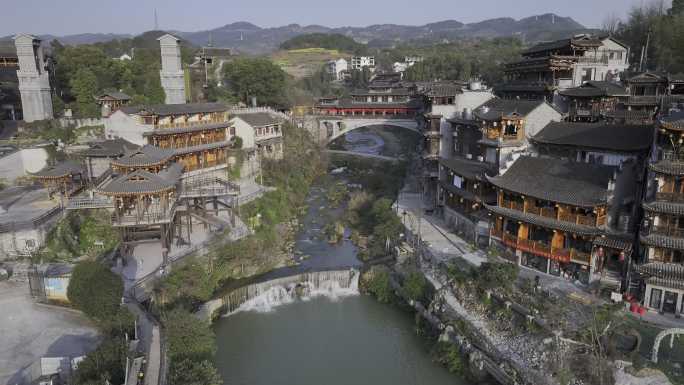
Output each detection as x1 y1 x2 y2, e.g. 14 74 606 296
0 0 663 37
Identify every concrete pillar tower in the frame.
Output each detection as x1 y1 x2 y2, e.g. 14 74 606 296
158 34 186 104
14 34 53 122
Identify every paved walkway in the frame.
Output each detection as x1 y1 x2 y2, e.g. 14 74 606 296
394 191 487 267
126 301 160 385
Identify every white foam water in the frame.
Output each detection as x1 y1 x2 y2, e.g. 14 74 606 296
223 269 359 315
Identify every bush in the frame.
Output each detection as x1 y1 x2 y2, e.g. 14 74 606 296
164 308 217 363
67 261 123 322
475 262 518 292
432 341 465 374
402 270 429 303
157 258 217 308
366 266 394 303
72 337 128 385
170 359 222 385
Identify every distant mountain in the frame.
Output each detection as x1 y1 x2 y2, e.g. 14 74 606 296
178 13 591 53
0 13 592 54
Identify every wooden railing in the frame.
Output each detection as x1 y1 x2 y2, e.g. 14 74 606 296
501 199 524 212
648 225 684 238
496 231 591 264
656 192 684 203
111 202 178 226
660 150 684 162
155 118 224 129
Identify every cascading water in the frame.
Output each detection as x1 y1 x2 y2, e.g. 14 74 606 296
222 269 360 315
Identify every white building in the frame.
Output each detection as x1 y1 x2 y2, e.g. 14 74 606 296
326 58 348 81
350 56 375 71
14 34 53 122
158 34 186 105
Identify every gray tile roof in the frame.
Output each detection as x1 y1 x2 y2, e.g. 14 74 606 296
593 235 633 251
485 204 603 235
96 91 131 101
440 181 477 202
120 102 228 116
643 201 684 216
640 233 684 251
494 82 552 93
143 122 231 137
486 156 614 207
111 145 174 168
99 163 182 195
638 262 684 281
558 81 628 98
522 36 603 55
425 83 463 97
532 122 654 152
660 111 684 131
473 99 546 121
439 157 496 181
232 112 280 128
79 138 139 157
32 160 84 179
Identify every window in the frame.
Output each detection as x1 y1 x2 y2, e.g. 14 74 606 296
453 175 463 188
25 239 36 249
650 288 662 309
581 68 593 83
485 148 497 164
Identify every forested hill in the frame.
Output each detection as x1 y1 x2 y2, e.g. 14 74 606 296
279 33 367 54
1 13 589 54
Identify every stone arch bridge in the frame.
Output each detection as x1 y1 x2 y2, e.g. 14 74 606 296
306 116 422 145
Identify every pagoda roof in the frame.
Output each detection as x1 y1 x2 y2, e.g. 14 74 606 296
111 145 174 168
558 81 628 98
32 160 83 179
659 110 684 131
649 161 684 176
96 91 131 101
78 138 139 157
532 122 653 152
643 201 684 216
640 233 684 251
472 99 547 121
120 102 228 117
522 35 603 56
439 157 495 181
486 156 614 207
99 163 182 196
232 112 281 128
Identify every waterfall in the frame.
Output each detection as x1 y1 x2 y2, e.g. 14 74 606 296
222 269 359 316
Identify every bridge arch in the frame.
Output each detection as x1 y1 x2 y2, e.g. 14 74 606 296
319 117 421 145
652 328 684 363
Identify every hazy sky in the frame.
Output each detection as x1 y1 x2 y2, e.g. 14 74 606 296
1 0 661 36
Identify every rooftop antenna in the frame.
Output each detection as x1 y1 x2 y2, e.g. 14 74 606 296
154 9 159 30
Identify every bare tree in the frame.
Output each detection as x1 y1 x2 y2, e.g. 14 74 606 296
602 12 621 35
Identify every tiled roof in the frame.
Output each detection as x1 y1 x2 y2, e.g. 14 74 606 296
232 112 280 128
627 72 668 84
558 81 628 98
143 122 231 137
99 163 182 195
646 276 684 290
643 201 684 216
78 138 139 157
649 161 684 176
638 262 684 281
593 235 633 251
32 160 83 179
485 204 602 235
96 91 131 101
440 181 477 202
111 145 174 168
532 122 654 152
494 82 552 93
472 99 546 121
120 102 228 116
640 233 684 251
486 156 614 207
522 36 602 55
660 111 684 131
439 157 495 181
425 83 463 97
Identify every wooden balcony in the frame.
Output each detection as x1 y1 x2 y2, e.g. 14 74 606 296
501 199 524 212
659 150 684 162
497 231 590 264
655 192 684 203
501 200 603 227
111 202 178 227
648 225 684 239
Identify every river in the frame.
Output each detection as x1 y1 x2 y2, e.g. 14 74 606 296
213 126 470 385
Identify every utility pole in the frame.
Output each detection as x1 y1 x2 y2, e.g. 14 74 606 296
154 9 158 30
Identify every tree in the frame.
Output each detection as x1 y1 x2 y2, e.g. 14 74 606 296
222 58 287 107
67 261 123 322
164 308 217 363
72 338 127 385
69 68 99 117
670 0 684 15
402 270 429 303
475 262 519 292
170 359 222 385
